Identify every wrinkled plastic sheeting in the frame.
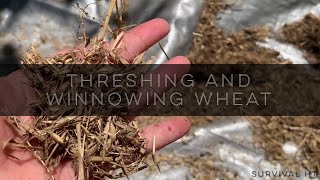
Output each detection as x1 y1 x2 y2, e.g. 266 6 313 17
0 0 99 56
0 0 204 64
218 0 320 32
127 0 204 64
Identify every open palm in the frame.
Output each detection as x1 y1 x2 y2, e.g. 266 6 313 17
0 19 191 180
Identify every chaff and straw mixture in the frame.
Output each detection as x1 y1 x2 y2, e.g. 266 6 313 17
7 1 150 179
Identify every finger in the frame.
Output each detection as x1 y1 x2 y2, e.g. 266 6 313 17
139 116 191 151
110 18 170 62
59 18 169 63
124 56 190 121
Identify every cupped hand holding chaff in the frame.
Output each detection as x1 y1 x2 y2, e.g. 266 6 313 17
0 19 191 180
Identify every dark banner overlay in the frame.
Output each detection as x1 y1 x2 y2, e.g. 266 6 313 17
1 64 320 116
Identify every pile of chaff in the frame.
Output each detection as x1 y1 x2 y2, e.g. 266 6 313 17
279 13 320 64
7 1 148 179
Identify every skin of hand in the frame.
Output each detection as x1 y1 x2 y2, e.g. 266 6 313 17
0 18 191 180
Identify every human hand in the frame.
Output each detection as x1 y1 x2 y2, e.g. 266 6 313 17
0 18 191 179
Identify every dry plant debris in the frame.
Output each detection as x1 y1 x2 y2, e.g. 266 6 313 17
187 0 290 64
248 116 320 173
280 13 320 63
155 154 239 180
136 116 215 128
262 13 320 172
6 1 149 180
187 0 320 177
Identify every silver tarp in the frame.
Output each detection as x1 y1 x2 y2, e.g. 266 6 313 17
0 0 318 179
